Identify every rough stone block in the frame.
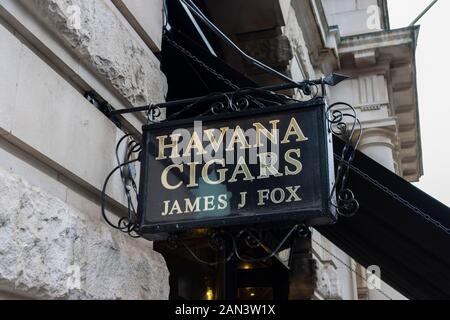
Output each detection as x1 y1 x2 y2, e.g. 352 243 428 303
19 0 167 106
0 167 169 299
0 20 22 135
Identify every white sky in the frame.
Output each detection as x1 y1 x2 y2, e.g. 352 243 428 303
388 0 450 206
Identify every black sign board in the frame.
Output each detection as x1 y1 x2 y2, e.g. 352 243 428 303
138 98 335 240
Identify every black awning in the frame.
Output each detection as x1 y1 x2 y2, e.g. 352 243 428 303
161 0 258 103
318 138 450 300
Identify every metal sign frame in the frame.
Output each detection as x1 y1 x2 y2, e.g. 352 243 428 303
137 98 336 240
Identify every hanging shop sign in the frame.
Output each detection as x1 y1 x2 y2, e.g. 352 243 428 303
137 98 336 239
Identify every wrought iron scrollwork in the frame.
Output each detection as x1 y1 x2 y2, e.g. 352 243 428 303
178 224 302 266
150 89 305 123
234 225 299 263
101 134 142 238
146 105 162 122
144 83 322 125
299 80 320 98
326 102 362 218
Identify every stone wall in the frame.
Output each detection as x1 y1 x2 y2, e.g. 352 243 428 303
19 0 167 107
0 168 168 299
0 0 170 299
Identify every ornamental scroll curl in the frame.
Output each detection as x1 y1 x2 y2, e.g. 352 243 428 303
326 102 362 218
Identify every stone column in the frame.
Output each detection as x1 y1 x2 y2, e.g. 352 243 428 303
358 128 398 173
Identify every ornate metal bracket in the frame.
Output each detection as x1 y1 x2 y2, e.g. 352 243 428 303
171 224 306 266
326 102 362 217
101 74 354 241
107 73 349 120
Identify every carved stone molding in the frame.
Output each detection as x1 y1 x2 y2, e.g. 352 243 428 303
19 0 167 106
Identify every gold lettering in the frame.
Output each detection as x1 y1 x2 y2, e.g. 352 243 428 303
257 152 283 179
162 200 170 216
183 131 207 157
238 192 247 208
204 127 228 152
218 194 228 210
270 188 285 204
229 157 255 182
226 126 251 151
187 162 199 188
281 118 308 144
253 120 280 147
161 164 183 190
202 159 227 185
286 186 302 202
257 189 270 206
184 198 201 213
156 134 181 160
284 149 303 175
169 200 183 215
204 196 215 211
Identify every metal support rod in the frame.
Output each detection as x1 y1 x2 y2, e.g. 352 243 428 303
108 72 348 118
109 80 316 117
409 0 438 26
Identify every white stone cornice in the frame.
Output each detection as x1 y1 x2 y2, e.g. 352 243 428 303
333 26 422 181
338 27 419 54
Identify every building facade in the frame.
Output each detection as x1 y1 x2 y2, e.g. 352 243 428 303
0 0 421 299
